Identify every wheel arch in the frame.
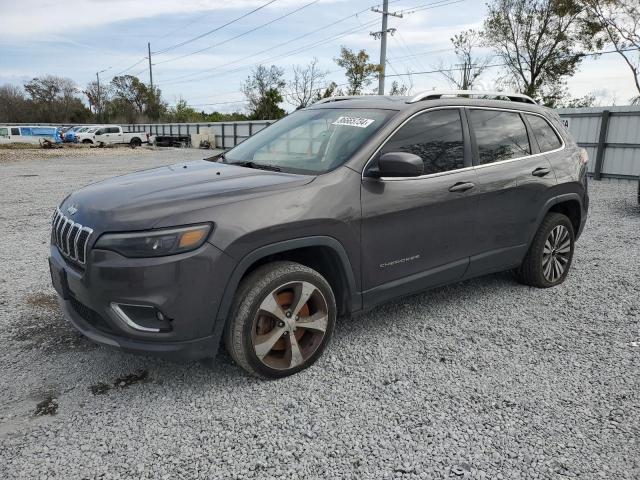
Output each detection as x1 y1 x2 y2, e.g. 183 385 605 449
215 236 360 326
530 193 584 246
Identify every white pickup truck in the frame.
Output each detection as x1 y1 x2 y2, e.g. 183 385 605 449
90 125 147 147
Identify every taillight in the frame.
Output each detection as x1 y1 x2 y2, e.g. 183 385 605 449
579 148 589 165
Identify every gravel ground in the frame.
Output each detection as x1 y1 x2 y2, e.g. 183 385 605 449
0 149 638 479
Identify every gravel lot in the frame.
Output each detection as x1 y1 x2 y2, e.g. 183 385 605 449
0 148 638 479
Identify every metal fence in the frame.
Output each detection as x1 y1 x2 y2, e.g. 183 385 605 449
557 106 640 180
121 121 273 149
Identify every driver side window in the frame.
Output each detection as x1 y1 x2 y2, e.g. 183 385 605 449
380 109 465 175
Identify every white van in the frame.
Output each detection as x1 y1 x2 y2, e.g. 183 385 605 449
0 125 62 144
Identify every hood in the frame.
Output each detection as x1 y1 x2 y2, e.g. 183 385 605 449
60 160 314 232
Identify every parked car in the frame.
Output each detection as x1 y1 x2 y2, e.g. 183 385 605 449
62 126 88 143
76 126 102 144
92 125 146 147
49 90 589 378
0 125 62 144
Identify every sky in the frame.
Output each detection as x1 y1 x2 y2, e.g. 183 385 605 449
0 0 637 113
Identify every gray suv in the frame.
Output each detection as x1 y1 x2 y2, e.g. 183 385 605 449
49 90 589 378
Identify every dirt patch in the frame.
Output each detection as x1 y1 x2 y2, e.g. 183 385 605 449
10 292 96 353
34 395 58 416
89 370 150 395
25 292 59 311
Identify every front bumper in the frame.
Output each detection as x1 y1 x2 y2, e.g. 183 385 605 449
49 241 236 360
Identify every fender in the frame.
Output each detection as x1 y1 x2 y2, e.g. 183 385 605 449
213 236 360 329
528 193 584 246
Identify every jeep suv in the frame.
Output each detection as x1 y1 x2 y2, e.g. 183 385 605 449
49 90 589 378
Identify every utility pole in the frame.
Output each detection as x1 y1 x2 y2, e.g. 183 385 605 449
148 42 154 89
370 0 402 95
95 67 110 122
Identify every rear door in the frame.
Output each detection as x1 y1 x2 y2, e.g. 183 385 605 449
465 108 557 277
360 108 479 306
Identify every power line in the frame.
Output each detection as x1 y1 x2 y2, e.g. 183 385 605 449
152 0 278 55
154 0 321 66
156 18 381 86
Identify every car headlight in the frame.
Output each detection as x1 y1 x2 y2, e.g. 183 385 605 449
95 224 212 258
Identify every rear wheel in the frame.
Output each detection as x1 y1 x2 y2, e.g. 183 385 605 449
516 212 575 288
224 261 336 378
130 137 142 147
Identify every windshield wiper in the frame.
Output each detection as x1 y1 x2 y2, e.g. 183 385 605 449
230 161 282 172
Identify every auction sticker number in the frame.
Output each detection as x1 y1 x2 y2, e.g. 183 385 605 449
332 116 375 128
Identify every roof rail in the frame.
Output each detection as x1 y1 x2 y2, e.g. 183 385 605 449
313 95 367 105
407 90 537 105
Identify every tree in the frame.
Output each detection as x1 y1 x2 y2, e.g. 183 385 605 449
556 92 598 107
242 65 286 120
0 85 29 123
334 47 381 95
84 80 111 119
168 99 203 122
578 0 640 104
484 0 586 106
313 81 340 102
108 75 166 122
23 76 91 123
438 29 491 90
389 81 408 95
290 58 328 109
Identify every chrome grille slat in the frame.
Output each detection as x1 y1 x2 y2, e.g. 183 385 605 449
51 208 93 265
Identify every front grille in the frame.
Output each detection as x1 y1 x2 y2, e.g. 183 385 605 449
52 208 93 264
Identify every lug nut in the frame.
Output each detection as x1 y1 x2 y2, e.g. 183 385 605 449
286 311 292 318
282 331 289 336
278 321 285 327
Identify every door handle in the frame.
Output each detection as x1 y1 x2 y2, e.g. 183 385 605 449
532 167 551 177
449 181 475 193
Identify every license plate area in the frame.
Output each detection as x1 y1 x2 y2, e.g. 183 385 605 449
49 259 69 300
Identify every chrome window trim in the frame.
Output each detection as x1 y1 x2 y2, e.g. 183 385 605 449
468 107 566 170
362 105 565 182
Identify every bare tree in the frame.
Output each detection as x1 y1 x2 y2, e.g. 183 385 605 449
438 29 491 90
84 80 111 117
578 0 640 103
0 84 29 122
484 0 586 106
290 58 328 109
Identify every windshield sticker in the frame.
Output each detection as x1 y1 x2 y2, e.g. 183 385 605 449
332 116 375 128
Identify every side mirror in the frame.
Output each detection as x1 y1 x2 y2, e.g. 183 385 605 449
377 152 424 177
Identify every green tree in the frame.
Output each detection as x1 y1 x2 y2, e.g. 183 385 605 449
388 81 408 96
109 75 166 122
483 0 586 106
334 47 381 95
242 65 286 120
24 76 91 123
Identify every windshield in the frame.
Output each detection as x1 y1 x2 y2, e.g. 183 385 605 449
223 108 396 174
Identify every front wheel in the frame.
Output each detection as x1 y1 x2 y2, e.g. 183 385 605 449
516 212 575 288
224 261 336 378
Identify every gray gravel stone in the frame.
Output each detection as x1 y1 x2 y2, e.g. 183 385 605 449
0 149 639 479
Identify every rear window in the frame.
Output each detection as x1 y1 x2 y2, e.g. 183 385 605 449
470 110 531 164
11 127 20 135
525 114 562 152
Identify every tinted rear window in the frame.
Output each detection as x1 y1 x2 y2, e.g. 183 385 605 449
525 114 562 152
470 110 531 164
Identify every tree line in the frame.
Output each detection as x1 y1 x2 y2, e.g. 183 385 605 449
0 0 637 125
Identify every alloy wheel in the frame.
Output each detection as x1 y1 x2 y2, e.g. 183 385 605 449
251 281 329 371
542 225 571 283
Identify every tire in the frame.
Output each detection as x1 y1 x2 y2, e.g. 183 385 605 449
81 139 92 144
130 137 142 147
224 261 336 379
516 212 575 288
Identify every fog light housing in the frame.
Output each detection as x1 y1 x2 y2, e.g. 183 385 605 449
110 303 172 333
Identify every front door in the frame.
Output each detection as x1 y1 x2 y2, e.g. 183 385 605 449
360 108 479 308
